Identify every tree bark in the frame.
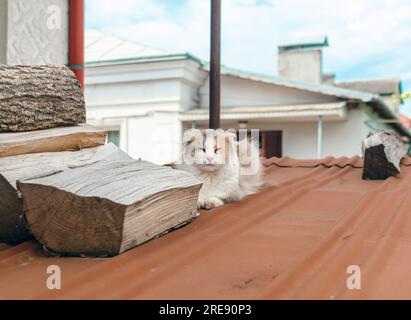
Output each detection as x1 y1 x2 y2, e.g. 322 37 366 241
362 131 408 180
18 160 202 257
0 65 85 132
0 143 131 244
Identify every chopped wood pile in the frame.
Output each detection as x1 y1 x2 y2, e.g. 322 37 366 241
0 65 201 256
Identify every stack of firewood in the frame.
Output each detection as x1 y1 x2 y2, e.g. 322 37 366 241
0 65 201 257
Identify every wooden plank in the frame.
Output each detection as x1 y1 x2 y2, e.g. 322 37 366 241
362 131 408 180
0 143 130 244
0 124 107 158
18 160 202 257
0 65 85 132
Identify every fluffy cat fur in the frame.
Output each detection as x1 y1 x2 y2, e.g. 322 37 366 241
175 129 263 210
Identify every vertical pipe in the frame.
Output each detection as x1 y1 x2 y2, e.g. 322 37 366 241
69 0 85 89
317 115 323 159
209 0 221 129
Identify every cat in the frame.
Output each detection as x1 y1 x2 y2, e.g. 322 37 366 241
174 128 263 210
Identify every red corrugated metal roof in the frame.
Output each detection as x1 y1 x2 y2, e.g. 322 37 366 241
2 157 411 299
400 114 411 129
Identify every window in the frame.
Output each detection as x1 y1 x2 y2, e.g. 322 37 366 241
107 130 120 147
261 131 282 158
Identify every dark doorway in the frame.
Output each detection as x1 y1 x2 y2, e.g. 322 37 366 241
261 131 282 158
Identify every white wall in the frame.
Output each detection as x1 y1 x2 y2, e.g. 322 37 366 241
127 112 182 164
2 0 69 64
200 74 338 108
85 80 182 113
85 58 205 164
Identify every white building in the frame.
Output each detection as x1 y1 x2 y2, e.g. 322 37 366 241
85 30 408 164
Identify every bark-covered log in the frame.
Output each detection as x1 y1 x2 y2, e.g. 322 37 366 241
0 143 130 244
362 131 408 180
0 65 85 132
0 124 106 157
18 160 202 257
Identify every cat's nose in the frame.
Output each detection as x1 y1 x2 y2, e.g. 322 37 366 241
206 155 214 163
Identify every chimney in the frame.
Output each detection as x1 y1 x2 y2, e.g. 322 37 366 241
278 36 328 84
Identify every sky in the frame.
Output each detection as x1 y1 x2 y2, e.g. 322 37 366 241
86 0 411 114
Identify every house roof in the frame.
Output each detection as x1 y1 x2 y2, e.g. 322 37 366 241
180 102 347 122
3 156 411 299
85 29 168 63
84 31 375 102
216 65 378 102
336 78 402 96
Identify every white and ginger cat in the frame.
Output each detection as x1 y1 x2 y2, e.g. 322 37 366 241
175 129 263 210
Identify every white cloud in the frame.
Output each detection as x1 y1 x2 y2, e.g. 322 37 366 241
86 0 165 28
86 0 411 99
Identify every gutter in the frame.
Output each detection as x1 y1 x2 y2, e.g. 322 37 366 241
86 53 204 67
69 0 85 89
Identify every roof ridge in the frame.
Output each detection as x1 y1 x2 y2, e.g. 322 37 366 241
264 155 411 169
263 156 363 169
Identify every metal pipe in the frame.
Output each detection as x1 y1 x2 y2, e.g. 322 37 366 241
317 115 323 159
69 0 85 89
209 0 221 129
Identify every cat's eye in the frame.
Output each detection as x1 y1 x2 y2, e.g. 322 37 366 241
215 148 221 153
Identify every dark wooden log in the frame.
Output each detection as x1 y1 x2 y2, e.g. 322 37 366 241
362 131 408 180
0 124 106 157
18 159 202 257
0 65 85 132
0 143 130 244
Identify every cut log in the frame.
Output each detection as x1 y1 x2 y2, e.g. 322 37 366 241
18 160 202 257
0 65 85 132
362 131 408 180
0 124 106 157
0 143 130 244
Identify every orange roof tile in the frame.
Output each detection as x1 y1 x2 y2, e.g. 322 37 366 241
2 157 411 299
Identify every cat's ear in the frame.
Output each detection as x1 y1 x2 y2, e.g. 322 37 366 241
183 129 203 146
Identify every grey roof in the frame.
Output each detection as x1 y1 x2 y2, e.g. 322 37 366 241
336 78 402 96
216 65 378 102
86 29 168 63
